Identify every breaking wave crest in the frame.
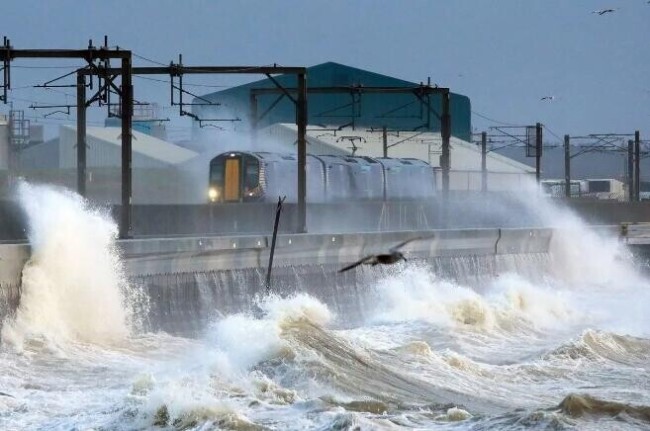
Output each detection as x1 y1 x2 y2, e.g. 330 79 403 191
370 265 575 332
1 182 139 351
559 393 650 423
545 329 650 365
275 308 506 414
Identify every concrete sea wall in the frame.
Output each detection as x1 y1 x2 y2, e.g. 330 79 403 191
0 228 553 333
0 227 553 285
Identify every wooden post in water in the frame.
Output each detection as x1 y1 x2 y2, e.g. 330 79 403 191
266 196 285 292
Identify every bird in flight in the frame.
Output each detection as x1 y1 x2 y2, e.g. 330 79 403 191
540 96 556 101
591 8 617 15
338 235 434 273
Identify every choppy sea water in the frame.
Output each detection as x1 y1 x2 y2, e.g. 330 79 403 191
1 183 650 430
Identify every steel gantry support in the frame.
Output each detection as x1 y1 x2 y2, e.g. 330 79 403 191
80 64 309 233
75 65 127 199
249 85 452 199
563 133 638 201
535 123 543 184
440 91 451 197
0 38 134 238
628 130 644 201
481 131 487 193
486 124 546 186
76 73 87 197
564 135 571 198
296 73 308 232
628 139 635 201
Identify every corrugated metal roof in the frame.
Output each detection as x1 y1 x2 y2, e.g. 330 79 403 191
63 125 197 165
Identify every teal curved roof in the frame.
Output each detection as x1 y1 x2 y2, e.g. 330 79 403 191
194 62 471 141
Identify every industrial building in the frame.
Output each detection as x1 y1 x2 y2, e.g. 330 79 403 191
3 123 203 204
193 62 473 141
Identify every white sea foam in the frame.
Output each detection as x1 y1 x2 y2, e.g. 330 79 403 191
1 182 132 350
370 265 576 333
205 293 333 373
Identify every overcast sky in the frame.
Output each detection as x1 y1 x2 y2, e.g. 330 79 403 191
1 0 648 142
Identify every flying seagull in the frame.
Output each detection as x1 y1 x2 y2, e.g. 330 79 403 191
338 235 434 273
592 8 617 15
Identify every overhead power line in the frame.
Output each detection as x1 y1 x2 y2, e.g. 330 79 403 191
134 74 231 89
11 64 81 70
471 110 519 127
132 52 168 67
542 124 563 142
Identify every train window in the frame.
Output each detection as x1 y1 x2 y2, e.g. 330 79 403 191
244 158 259 189
210 162 224 183
588 180 610 192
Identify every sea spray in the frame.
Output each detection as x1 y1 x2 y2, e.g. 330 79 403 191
369 265 576 334
523 191 640 289
1 182 133 349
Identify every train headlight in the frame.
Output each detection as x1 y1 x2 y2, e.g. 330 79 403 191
245 186 262 198
208 187 219 202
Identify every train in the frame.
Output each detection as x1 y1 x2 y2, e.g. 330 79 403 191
541 178 627 200
208 151 437 203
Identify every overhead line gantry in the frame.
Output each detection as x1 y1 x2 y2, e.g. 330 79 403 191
1 37 309 235
0 36 135 238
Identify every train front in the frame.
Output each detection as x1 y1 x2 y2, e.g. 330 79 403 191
208 152 263 203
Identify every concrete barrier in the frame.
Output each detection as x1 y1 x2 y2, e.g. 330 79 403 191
0 227 561 286
496 228 553 255
3 226 636 334
0 243 29 286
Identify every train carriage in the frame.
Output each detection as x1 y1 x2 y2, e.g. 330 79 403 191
208 151 436 203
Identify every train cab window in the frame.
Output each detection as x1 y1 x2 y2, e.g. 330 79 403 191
244 158 260 190
210 163 224 184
